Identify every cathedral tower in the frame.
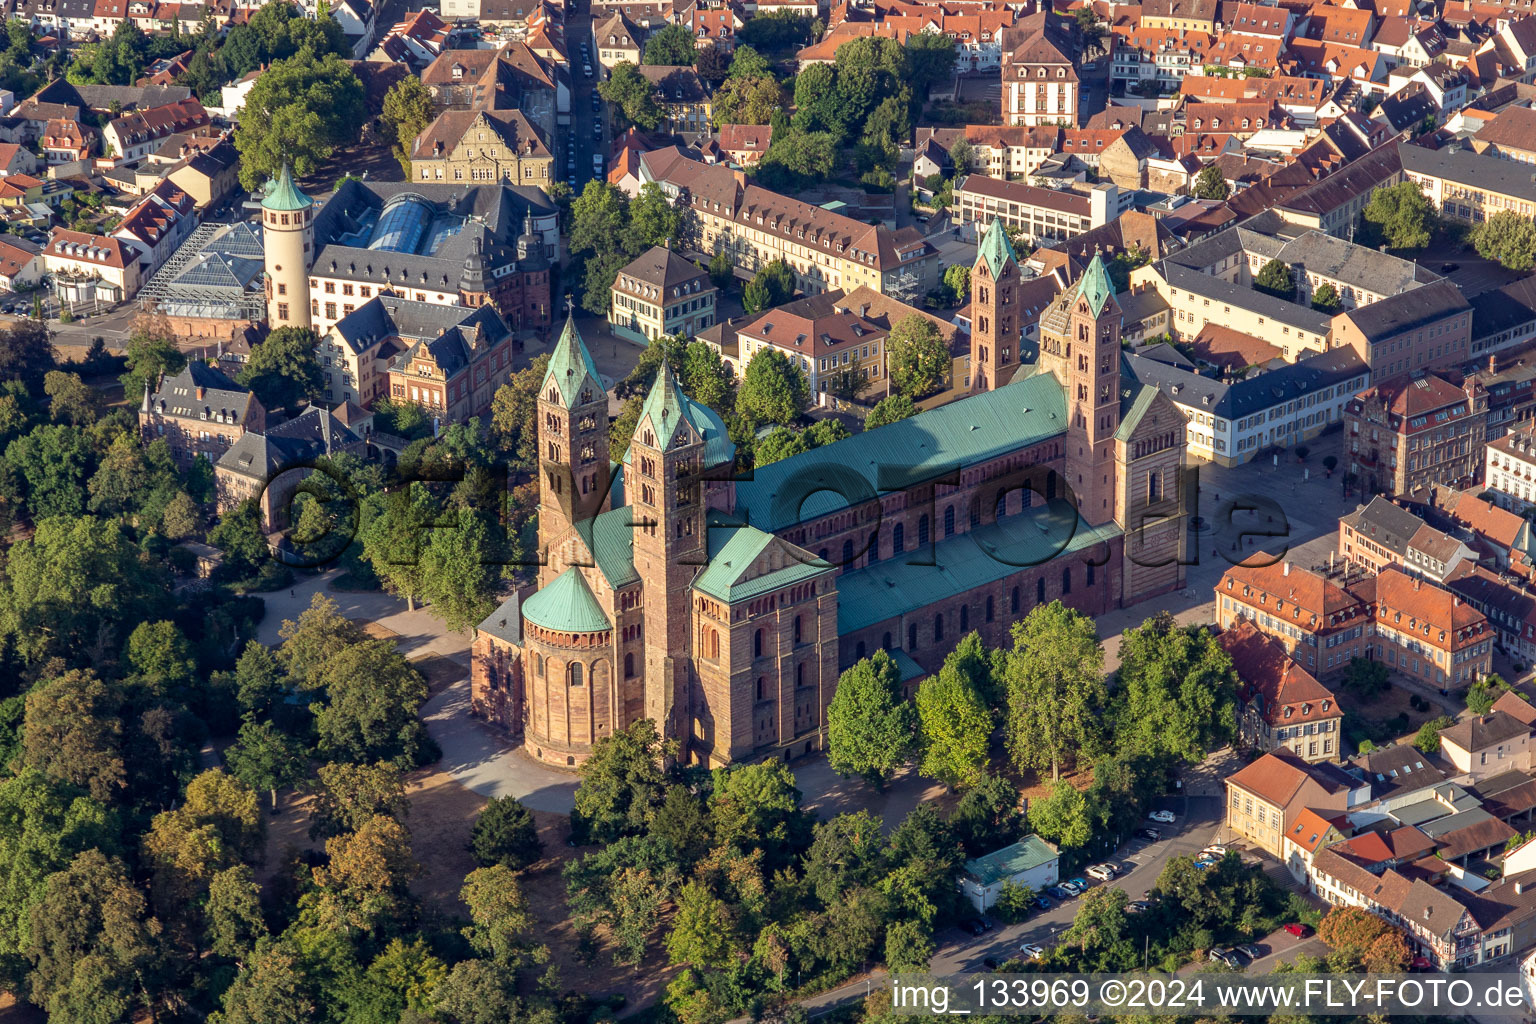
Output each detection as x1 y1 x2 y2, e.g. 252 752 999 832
629 363 706 749
970 217 1020 392
261 164 314 331
536 314 610 569
1039 254 1122 527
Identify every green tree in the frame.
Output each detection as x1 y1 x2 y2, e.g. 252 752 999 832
381 75 433 177
1193 164 1230 200
884 918 934 971
742 257 794 314
418 506 501 633
624 181 682 253
470 796 543 871
950 772 1022 856
309 760 410 840
1311 281 1342 313
1363 181 1434 251
143 769 265 938
993 880 1034 922
209 498 271 578
0 319 54 392
666 881 733 968
599 62 663 130
238 326 323 415
1004 601 1106 780
224 719 308 810
457 865 537 970
21 669 125 801
711 73 780 127
306 813 421 934
707 248 733 289
1414 714 1454 753
729 44 772 79
234 50 366 189
1473 209 1536 271
1027 779 1092 849
488 352 551 472
1114 611 1238 764
8 423 94 520
205 865 267 961
644 22 697 64
903 31 957 99
866 392 917 428
1468 674 1512 715
737 348 810 426
159 491 201 540
311 639 428 764
1253 258 1294 301
358 484 433 610
1342 655 1388 697
23 850 162 1022
211 938 315 1024
119 327 185 404
42 370 98 426
887 314 950 398
681 341 734 411
942 264 970 306
571 719 673 843
915 642 993 790
827 650 917 788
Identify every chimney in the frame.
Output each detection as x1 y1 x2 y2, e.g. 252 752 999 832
1283 561 1291 576
1518 881 1525 895
1414 577 1421 590
195 386 204 399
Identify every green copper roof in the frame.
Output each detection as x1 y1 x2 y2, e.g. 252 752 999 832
976 217 1017 278
522 567 611 633
544 314 605 407
574 506 638 589
1079 253 1114 319
623 391 732 471
261 164 313 213
732 372 1066 533
694 513 832 603
835 499 1121 634
637 361 701 450
1114 382 1159 443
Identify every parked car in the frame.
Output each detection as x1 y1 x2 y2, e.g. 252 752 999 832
1020 944 1046 961
1046 886 1072 900
1135 828 1161 842
1086 864 1117 881
592 93 601 109
1202 845 1228 857
1057 880 1083 897
1282 923 1310 938
583 63 593 77
1127 900 1150 914
1067 877 1088 892
1195 852 1219 865
983 956 1001 971
961 918 989 936
1147 810 1176 824
1209 948 1242 968
1033 896 1052 911
1238 944 1264 960
593 154 604 173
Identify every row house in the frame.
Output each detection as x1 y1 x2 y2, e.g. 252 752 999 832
1178 74 1335 124
1343 372 1486 497
687 0 743 52
951 175 1121 246
112 178 194 278
1339 495 1476 583
1283 40 1392 95
640 146 939 297
1484 423 1536 513
1371 17 1448 67
1436 487 1536 579
1333 280 1473 385
1219 619 1345 763
1447 564 1536 667
1353 565 1494 689
708 291 893 405
1224 749 1360 857
1216 560 1372 678
101 98 208 163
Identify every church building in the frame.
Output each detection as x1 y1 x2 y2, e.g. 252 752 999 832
470 220 1190 769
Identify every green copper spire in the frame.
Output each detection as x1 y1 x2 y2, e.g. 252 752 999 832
522 567 610 633
637 360 699 450
1079 252 1114 319
261 163 313 213
543 312 604 407
976 217 1017 278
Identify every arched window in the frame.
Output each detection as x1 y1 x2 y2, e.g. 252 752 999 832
1011 586 1020 613
842 538 854 564
796 662 804 687
1087 563 1096 587
570 662 584 687
986 596 995 622
868 531 880 563
934 613 944 643
710 630 720 658
893 522 905 554
960 605 969 631
908 623 918 650
1037 578 1046 604
794 615 803 644
970 502 981 528
754 629 764 658
944 506 955 536
918 514 930 546
1046 471 1058 500
1062 567 1072 595
856 641 866 660
534 653 544 677
996 490 1008 519
757 676 767 700
1148 470 1161 502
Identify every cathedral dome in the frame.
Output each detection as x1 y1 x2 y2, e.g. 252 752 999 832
522 567 610 633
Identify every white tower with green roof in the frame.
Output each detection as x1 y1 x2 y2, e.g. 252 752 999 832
536 312 611 571
261 164 315 332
